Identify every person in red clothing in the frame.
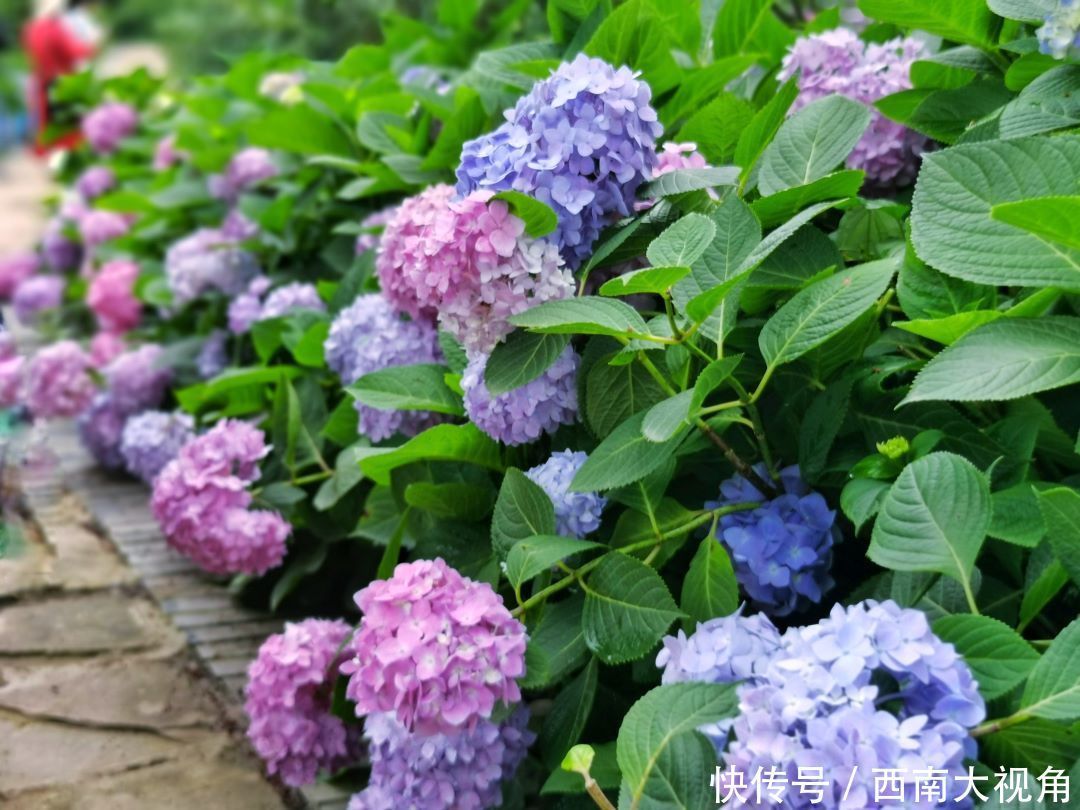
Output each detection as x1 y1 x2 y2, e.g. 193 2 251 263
22 0 95 155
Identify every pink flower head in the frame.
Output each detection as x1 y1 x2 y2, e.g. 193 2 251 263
82 102 138 154
87 259 141 333
653 142 709 176
209 147 278 201
341 558 527 735
75 166 116 200
153 134 182 171
24 340 96 419
0 355 25 408
79 210 132 248
245 619 357 786
90 331 126 367
0 253 39 300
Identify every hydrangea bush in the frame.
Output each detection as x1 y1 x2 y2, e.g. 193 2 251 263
5 1 1080 806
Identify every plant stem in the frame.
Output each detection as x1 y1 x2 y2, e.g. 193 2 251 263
729 377 776 478
664 296 684 341
696 419 778 496
291 470 333 486
583 780 618 810
972 710 1032 738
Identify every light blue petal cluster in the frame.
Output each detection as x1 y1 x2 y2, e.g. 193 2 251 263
120 410 196 483
524 449 606 538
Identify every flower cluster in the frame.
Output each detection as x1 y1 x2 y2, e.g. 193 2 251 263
24 340 97 419
778 28 928 186
525 449 606 538
228 280 325 333
245 618 356 787
120 410 196 483
457 54 661 267
164 227 260 306
461 346 579 446
151 419 290 575
653 141 708 176
0 330 24 408
153 134 182 171
79 210 131 249
87 259 141 333
324 294 446 442
77 394 129 469
377 187 572 352
81 102 138 154
196 330 229 379
1039 0 1080 59
341 558 527 735
0 253 40 299
41 219 81 272
104 344 170 413
349 707 533 810
75 166 116 200
90 331 126 367
709 464 837 617
12 275 64 325
209 147 278 201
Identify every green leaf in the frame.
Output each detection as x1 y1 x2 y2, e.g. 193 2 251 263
1021 617 1080 721
403 482 495 521
991 196 1080 251
894 310 1003 346
735 78 799 181
359 423 502 486
759 258 896 368
681 537 738 627
751 170 865 228
857 0 995 46
492 190 558 238
522 596 590 690
509 297 650 338
676 92 756 164
758 95 872 196
910 136 1080 289
348 363 463 415
932 614 1040 700
690 355 742 413
646 213 717 269
799 379 853 483
584 0 682 95
248 104 354 157
897 256 995 320
629 732 717 810
616 683 739 805
640 166 741 198
641 391 694 443
988 0 1056 21
538 659 598 768
583 553 682 664
868 452 991 600
1037 487 1080 588
484 331 570 396
1020 560 1069 632
421 88 487 170
505 535 603 592
492 468 556 560
572 411 683 492
999 65 1080 139
712 0 793 61
989 483 1046 547
270 543 328 612
599 265 691 297
313 443 366 511
904 317 1080 404
585 350 666 438
841 477 890 532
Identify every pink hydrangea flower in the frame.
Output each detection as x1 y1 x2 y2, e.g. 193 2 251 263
90 331 126 368
153 134 182 171
0 333 24 408
24 340 96 419
654 141 709 176
245 619 357 787
82 102 138 154
104 344 170 413
341 558 527 735
12 275 64 325
79 210 132 248
87 259 141 333
0 253 39 300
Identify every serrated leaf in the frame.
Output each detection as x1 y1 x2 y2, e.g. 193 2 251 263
403 482 495 521
690 355 742 413
492 190 558 238
932 614 1040 700
492 468 556 560
991 196 1080 251
868 452 990 601
313 443 366 511
572 411 684 492
857 0 995 46
348 363 463 414
1021 617 1080 721
999 65 1080 139
751 170 865 228
799 379 852 483
640 166 741 198
585 348 666 438
598 265 691 297
582 553 682 664
641 391 694 443
735 78 799 182
841 477 890 532
981 718 1080 776
681 537 738 626
510 297 650 338
359 423 502 486
988 0 1056 21
522 596 590 690
538 659 598 768
894 311 1002 346
646 213 717 268
484 331 569 395
990 484 1046 547
505 535 603 592
904 317 1080 404
1036 487 1080 588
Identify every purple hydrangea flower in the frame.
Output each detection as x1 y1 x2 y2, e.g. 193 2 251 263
245 619 357 787
104 344 170 414
324 294 447 442
164 227 260 307
456 54 662 267
12 275 64 325
24 340 96 419
41 219 81 273
258 282 326 321
349 707 534 810
1038 0 1080 58
220 209 260 241
709 464 837 617
461 346 579 446
0 253 39 300
77 394 128 470
778 28 929 187
228 277 272 334
120 410 196 483
75 166 116 200
81 102 138 154
209 147 278 201
79 210 131 248
197 330 229 379
341 558 527 735
524 449 606 538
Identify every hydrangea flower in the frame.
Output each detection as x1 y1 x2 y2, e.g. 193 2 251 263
1038 0 1080 58
164 227 260 306
525 449 606 538
0 253 39 299
75 166 116 200
81 102 138 154
104 344 170 414
228 277 271 334
196 330 228 379
0 354 24 409
461 346 579 446
41 219 81 272
457 54 662 267
120 410 196 483
209 147 278 201
151 419 290 575
258 282 326 321
341 558 527 735
709 464 837 617
653 141 708 176
349 707 534 810
324 294 446 442
79 210 131 248
87 259 141 333
245 619 357 787
220 209 260 241
24 340 96 419
778 29 928 186
153 134 182 171
77 394 128 470
90 331 126 368
12 275 64 325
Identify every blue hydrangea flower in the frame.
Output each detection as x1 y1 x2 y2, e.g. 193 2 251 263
324 294 446 442
348 707 533 810
524 449 606 538
120 410 196 483
197 330 228 379
165 227 260 307
456 54 662 267
461 346 579 446
709 464 837 617
1038 0 1080 58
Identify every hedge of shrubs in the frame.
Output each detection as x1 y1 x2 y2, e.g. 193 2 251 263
1 0 1079 807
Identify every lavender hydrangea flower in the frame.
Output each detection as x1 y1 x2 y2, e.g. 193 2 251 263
104 344 170 414
77 394 128 470
258 282 326 321
525 449 606 538
79 210 131 248
709 464 837 617
349 707 534 810
153 134 182 171
81 102 138 154
197 330 229 379
457 54 662 267
324 294 446 442
1038 0 1080 58
461 346 579 446
12 275 64 325
245 619 357 787
0 253 39 299
341 558 527 735
355 208 393 256
164 227 260 306
24 340 96 419
778 29 928 186
209 147 278 201
41 219 81 273
120 410 196 483
228 277 272 334
75 166 116 200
